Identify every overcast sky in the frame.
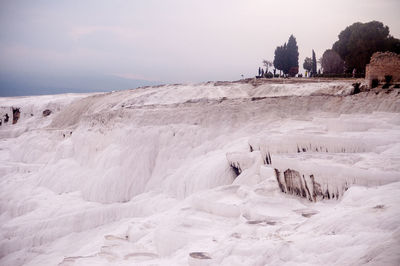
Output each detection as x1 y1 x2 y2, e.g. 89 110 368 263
1 0 399 95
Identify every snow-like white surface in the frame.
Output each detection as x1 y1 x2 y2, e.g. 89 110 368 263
1 80 400 265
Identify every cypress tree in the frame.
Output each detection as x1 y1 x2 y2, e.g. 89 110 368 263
287 35 299 76
312 50 317 76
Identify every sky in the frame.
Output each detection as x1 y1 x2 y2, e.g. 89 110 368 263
1 0 400 96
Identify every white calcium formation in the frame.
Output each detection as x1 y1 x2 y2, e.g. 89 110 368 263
0 80 399 266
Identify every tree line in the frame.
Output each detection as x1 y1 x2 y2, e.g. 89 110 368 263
257 20 400 78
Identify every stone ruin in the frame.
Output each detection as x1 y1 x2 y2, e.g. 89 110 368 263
365 52 400 89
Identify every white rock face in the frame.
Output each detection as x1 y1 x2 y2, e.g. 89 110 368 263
0 80 399 266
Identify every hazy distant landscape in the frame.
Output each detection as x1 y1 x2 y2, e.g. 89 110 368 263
0 71 158 96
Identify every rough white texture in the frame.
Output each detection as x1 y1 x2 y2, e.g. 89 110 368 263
0 80 399 266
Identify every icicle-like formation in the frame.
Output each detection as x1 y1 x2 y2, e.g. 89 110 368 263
274 168 350 201
250 134 373 157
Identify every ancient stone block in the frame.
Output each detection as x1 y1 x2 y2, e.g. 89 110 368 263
365 52 400 89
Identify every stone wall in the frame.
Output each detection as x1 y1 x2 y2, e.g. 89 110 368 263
365 52 400 88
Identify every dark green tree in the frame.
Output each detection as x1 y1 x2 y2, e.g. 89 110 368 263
332 21 400 73
321 49 344 74
287 35 299 76
273 35 299 76
312 50 317 75
303 57 312 73
273 44 286 75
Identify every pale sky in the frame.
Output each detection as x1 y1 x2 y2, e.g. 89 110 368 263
0 0 399 95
